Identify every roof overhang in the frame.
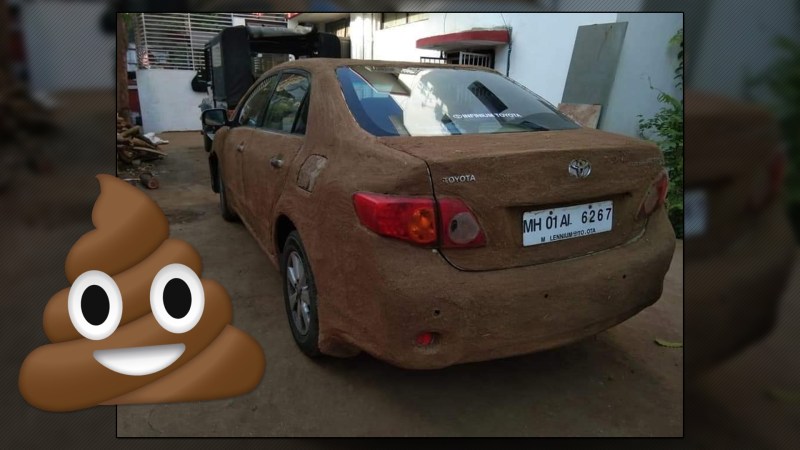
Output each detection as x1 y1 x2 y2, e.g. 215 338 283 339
287 13 349 24
416 29 510 51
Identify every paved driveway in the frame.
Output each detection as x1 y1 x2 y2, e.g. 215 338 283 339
116 132 683 437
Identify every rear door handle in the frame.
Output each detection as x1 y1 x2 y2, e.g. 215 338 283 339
270 156 283 168
236 142 245 152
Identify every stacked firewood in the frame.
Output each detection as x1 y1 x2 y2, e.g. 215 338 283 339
0 80 56 192
116 114 167 165
0 84 54 136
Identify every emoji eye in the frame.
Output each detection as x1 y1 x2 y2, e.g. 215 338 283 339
68 271 123 340
150 263 204 334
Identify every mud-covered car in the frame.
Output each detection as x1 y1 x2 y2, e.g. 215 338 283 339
684 92 795 375
201 59 676 369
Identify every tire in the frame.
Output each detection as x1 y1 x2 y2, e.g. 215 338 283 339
218 175 238 222
281 231 321 357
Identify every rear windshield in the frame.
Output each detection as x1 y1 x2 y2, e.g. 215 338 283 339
336 65 580 137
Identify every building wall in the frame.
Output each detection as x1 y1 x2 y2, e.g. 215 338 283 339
131 12 683 136
351 13 617 108
494 13 618 105
137 69 206 133
348 12 684 139
601 13 683 137
20 1 114 91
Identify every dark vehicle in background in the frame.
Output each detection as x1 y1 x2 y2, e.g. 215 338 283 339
196 25 346 152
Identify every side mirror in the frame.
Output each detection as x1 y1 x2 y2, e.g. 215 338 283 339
202 108 228 128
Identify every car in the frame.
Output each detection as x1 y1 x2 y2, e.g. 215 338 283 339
683 92 795 375
201 58 676 369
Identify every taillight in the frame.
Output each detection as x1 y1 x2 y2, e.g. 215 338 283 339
748 151 787 211
639 170 670 218
415 331 438 347
353 193 437 245
438 198 486 248
352 193 485 248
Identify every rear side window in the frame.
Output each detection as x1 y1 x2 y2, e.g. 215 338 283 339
238 76 277 127
336 66 579 137
262 73 310 134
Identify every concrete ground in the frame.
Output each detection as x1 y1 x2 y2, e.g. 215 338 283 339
116 131 683 437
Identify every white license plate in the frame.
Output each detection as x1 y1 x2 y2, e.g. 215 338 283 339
522 201 613 246
684 189 708 238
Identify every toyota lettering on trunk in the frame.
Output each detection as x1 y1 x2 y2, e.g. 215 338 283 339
442 174 477 184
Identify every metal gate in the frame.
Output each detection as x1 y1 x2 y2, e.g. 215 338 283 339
458 51 492 67
134 13 287 71
420 56 447 64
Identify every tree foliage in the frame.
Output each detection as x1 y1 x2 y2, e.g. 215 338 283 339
638 28 684 237
752 35 800 201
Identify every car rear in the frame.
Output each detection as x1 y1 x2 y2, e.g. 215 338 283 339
322 63 676 368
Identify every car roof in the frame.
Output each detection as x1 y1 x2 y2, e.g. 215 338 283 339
259 58 499 80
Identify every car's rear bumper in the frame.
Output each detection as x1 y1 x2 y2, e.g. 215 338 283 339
685 203 795 374
316 208 676 369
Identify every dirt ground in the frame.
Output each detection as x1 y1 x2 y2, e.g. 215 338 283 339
115 131 683 437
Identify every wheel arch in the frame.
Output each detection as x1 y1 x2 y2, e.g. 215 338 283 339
274 214 297 256
209 151 220 193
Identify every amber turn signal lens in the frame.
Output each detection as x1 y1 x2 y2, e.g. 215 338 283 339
353 192 437 245
353 192 485 247
408 207 437 244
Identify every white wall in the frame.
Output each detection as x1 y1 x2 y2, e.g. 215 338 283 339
137 69 207 133
496 13 618 105
366 13 441 62
20 1 115 91
601 13 683 137
350 12 687 138
349 13 380 59
355 13 616 108
132 13 679 138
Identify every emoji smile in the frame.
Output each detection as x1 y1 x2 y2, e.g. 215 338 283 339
93 343 185 376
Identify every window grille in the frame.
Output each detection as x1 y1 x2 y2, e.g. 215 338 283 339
457 52 492 68
420 57 447 64
381 13 428 29
134 13 287 70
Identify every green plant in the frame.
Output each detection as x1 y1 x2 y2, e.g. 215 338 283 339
638 28 684 238
749 32 800 235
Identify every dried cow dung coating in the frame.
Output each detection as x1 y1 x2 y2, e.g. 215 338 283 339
19 175 265 412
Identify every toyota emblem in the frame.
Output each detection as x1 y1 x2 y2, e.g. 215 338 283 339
568 159 592 178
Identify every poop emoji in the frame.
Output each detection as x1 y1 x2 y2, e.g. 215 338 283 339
19 175 265 412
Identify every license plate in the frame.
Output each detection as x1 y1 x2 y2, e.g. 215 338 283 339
522 201 613 246
684 189 708 238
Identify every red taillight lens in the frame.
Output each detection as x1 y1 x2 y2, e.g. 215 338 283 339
749 151 787 210
415 332 437 347
353 193 486 248
353 193 437 245
639 170 670 218
438 198 486 248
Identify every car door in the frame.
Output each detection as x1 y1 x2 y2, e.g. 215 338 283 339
242 71 311 243
221 75 277 209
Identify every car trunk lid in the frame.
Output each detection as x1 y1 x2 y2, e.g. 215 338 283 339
378 128 666 271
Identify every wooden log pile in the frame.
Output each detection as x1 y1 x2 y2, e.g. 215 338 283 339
0 84 54 136
121 171 160 190
0 78 57 192
116 114 167 165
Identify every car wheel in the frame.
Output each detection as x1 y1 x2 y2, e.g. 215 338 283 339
281 231 321 357
218 175 238 222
